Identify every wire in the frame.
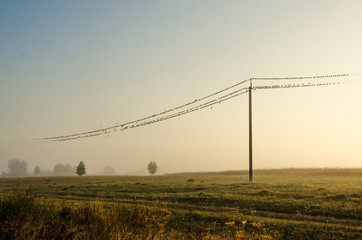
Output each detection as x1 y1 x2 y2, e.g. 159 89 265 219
1 73 355 144
52 88 249 142
254 82 340 90
42 79 251 141
252 74 348 81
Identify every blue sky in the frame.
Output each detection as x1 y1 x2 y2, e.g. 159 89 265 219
1 1 362 174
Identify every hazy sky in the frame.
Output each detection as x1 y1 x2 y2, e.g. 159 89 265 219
1 1 362 175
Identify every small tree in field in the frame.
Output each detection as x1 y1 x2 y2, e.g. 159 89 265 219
147 161 158 175
76 161 86 176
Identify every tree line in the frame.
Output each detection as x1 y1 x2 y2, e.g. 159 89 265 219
1 158 86 178
2 158 159 178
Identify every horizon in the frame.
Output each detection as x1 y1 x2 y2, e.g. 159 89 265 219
1 165 361 178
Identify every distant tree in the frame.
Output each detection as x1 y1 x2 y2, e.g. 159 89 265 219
33 166 41 176
103 166 117 175
7 158 27 177
53 163 75 176
147 161 158 175
76 161 86 176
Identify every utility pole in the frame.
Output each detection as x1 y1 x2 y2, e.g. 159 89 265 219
249 79 253 182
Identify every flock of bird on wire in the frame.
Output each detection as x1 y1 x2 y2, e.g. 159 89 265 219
0 74 354 145
40 74 348 142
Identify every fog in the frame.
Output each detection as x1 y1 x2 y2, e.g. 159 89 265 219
1 1 362 175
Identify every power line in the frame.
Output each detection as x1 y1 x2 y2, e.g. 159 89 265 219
41 79 251 141
1 73 353 145
47 75 350 142
254 82 340 90
252 74 348 81
51 87 249 142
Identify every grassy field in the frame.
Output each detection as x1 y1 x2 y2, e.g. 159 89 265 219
0 168 361 239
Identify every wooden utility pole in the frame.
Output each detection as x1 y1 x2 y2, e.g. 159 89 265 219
249 79 253 182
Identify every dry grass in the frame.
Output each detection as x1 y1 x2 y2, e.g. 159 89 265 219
0 168 361 239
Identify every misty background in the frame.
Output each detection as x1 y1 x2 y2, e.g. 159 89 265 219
1 1 362 175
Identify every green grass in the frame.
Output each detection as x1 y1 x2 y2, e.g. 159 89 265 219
0 168 361 239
